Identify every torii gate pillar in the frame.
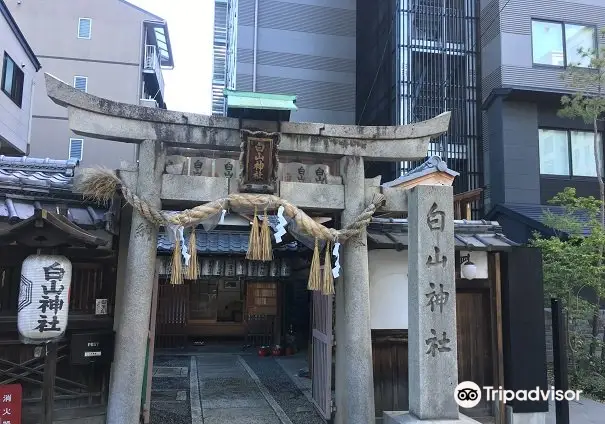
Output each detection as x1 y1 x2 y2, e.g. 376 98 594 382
335 156 375 424
107 140 165 424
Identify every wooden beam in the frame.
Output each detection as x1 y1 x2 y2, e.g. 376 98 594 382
46 74 451 161
453 188 483 202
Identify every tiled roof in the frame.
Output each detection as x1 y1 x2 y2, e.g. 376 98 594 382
486 203 596 237
0 156 114 231
0 198 108 228
0 156 79 194
157 230 303 254
382 155 459 188
367 218 519 251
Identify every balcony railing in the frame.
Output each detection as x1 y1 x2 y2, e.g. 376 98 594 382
143 44 165 98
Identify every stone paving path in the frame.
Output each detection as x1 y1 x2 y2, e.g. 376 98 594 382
546 397 605 424
150 351 323 424
150 356 192 423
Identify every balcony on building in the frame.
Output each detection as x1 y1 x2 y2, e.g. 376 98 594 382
141 20 174 109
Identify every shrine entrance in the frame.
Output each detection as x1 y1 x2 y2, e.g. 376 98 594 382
43 74 454 424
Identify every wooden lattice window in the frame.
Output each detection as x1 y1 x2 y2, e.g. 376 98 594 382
246 282 277 315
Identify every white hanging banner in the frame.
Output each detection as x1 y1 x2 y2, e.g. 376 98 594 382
332 242 341 278
18 255 72 344
274 206 288 243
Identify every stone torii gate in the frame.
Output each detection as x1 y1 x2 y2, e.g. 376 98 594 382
44 73 472 424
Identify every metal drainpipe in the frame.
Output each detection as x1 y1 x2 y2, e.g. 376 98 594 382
252 0 259 92
26 78 35 156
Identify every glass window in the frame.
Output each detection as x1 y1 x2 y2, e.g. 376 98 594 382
73 76 88 92
1 52 24 107
539 129 570 175
565 24 596 67
69 138 84 161
532 21 564 66
532 20 596 67
78 18 92 39
571 131 602 177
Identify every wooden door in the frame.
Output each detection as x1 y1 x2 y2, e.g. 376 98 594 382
156 283 190 348
311 290 333 420
456 288 493 413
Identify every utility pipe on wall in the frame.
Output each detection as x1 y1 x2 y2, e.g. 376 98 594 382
252 0 259 92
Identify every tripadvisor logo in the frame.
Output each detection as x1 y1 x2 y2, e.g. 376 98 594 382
455 381 582 408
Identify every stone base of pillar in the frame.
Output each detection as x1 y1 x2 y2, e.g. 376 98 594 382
383 411 483 424
507 408 547 424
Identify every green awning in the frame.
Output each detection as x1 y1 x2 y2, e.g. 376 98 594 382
224 90 298 111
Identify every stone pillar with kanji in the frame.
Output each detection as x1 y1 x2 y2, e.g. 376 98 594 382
408 184 459 420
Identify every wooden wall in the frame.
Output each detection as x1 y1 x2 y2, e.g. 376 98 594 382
371 279 498 418
371 329 409 417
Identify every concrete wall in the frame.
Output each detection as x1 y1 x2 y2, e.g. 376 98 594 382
235 0 356 124
368 249 409 330
487 99 541 206
6 0 159 168
0 7 37 154
368 249 488 330
481 0 605 102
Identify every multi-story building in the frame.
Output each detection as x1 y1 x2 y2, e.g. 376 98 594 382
356 0 483 199
6 0 173 168
211 0 356 125
481 0 605 242
0 0 40 155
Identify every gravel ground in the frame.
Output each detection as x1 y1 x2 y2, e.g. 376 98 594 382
242 355 325 424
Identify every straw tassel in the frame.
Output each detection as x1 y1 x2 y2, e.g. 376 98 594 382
185 228 199 280
260 209 273 261
322 241 335 295
247 208 261 261
170 241 183 285
307 238 321 291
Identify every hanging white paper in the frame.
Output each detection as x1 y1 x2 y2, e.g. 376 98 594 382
167 224 191 266
18 255 72 344
332 242 341 278
274 206 288 243
219 209 227 225
179 227 191 266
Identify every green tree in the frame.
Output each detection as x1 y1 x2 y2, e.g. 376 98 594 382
559 29 605 357
531 188 605 393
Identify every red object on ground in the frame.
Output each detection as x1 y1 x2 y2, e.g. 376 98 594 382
272 346 283 356
258 346 271 357
285 347 295 356
0 383 22 424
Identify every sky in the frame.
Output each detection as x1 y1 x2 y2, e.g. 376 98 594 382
129 0 214 115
